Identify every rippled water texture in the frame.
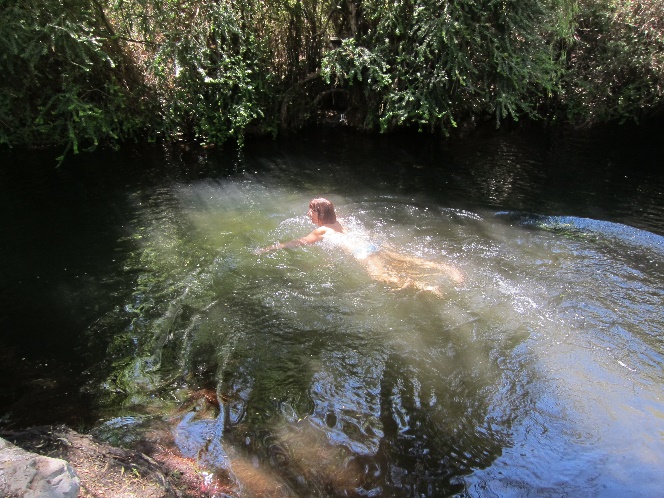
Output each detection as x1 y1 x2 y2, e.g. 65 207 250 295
1 125 663 496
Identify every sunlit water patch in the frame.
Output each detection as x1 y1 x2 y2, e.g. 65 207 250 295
79 174 664 496
463 213 664 496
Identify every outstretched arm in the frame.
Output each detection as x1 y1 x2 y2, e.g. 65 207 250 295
256 228 326 254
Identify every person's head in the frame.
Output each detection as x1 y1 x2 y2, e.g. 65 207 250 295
308 197 337 224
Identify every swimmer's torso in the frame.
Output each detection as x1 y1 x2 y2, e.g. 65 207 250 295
321 230 379 260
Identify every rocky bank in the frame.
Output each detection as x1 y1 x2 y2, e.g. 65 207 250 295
0 425 225 497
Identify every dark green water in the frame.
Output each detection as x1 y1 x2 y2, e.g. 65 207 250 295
1 124 663 496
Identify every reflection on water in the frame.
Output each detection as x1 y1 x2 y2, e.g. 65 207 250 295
1 126 664 496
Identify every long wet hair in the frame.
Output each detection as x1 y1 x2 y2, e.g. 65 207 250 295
309 197 337 224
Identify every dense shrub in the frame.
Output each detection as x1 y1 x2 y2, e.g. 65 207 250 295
323 0 572 134
0 0 152 160
107 0 277 145
1 0 662 158
564 0 664 125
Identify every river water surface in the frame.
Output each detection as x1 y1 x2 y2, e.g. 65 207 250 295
1 125 663 496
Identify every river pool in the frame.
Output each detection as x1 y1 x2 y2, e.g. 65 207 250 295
1 124 663 496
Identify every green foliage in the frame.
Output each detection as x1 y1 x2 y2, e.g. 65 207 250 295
322 0 570 134
563 0 664 125
0 0 150 160
322 39 391 89
110 0 298 144
1 0 663 160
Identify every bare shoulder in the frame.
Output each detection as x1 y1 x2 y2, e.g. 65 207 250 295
320 224 346 238
328 221 347 234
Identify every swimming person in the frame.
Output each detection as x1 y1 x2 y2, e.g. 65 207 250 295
256 197 463 294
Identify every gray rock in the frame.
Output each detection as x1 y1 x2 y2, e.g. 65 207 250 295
0 437 80 498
